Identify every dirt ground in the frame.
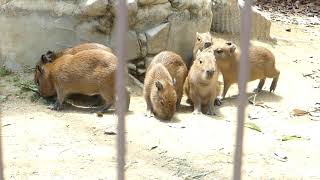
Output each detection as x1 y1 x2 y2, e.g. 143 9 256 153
1 21 320 179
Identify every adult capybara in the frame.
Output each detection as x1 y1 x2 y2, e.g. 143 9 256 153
143 63 177 120
213 41 280 99
184 48 219 115
147 51 188 108
35 49 130 112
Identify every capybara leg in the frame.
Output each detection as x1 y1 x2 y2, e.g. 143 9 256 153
192 98 202 115
100 91 114 113
146 105 154 118
222 82 231 99
176 92 182 109
49 89 65 111
145 99 154 118
270 71 280 92
98 103 113 113
254 78 266 93
207 99 216 116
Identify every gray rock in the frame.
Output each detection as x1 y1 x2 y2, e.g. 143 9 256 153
145 23 170 54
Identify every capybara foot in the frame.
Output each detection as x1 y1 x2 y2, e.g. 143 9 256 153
192 109 202 115
214 97 223 106
145 110 154 118
206 110 216 116
98 103 112 113
48 101 62 111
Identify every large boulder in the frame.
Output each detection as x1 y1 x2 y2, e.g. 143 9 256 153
0 0 271 72
211 0 271 40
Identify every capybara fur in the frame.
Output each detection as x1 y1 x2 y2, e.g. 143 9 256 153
35 49 130 112
148 51 188 108
193 32 213 60
184 48 219 115
213 41 280 99
38 43 113 65
143 63 177 120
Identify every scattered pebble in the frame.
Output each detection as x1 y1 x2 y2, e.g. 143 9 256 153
274 152 288 162
104 131 117 135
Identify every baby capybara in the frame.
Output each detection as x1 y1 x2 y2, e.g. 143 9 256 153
143 63 177 120
148 51 188 108
193 32 213 60
213 41 280 99
35 49 130 112
184 48 219 115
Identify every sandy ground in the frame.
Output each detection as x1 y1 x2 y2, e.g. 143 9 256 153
1 22 320 180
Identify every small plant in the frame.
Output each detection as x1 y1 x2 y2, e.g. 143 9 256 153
0 66 12 77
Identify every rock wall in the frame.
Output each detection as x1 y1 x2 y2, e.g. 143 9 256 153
0 0 271 80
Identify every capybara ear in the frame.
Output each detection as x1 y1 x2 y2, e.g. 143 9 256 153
41 54 48 64
155 81 163 91
172 78 176 86
45 50 55 63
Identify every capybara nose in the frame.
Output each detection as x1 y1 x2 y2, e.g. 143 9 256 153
206 70 214 77
204 42 212 48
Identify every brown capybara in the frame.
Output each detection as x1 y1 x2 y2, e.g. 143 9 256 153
213 41 280 99
184 48 219 115
143 63 177 120
193 32 213 60
39 43 113 65
147 51 188 108
35 49 130 112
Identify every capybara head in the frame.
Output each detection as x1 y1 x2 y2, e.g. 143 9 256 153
192 49 217 83
195 32 213 51
151 80 177 120
40 50 56 64
214 41 237 60
34 63 55 97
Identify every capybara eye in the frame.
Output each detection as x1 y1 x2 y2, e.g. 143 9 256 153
226 42 232 46
197 37 201 41
199 60 202 64
216 49 223 54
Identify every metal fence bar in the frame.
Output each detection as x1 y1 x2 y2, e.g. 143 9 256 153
0 111 4 179
115 0 128 180
232 0 253 179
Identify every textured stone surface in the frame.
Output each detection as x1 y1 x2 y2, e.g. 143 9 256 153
145 23 170 55
0 0 272 71
211 0 271 40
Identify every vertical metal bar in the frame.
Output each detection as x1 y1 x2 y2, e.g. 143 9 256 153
115 0 128 180
0 111 4 179
232 0 252 180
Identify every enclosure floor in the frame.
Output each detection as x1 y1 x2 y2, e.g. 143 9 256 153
1 22 320 179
